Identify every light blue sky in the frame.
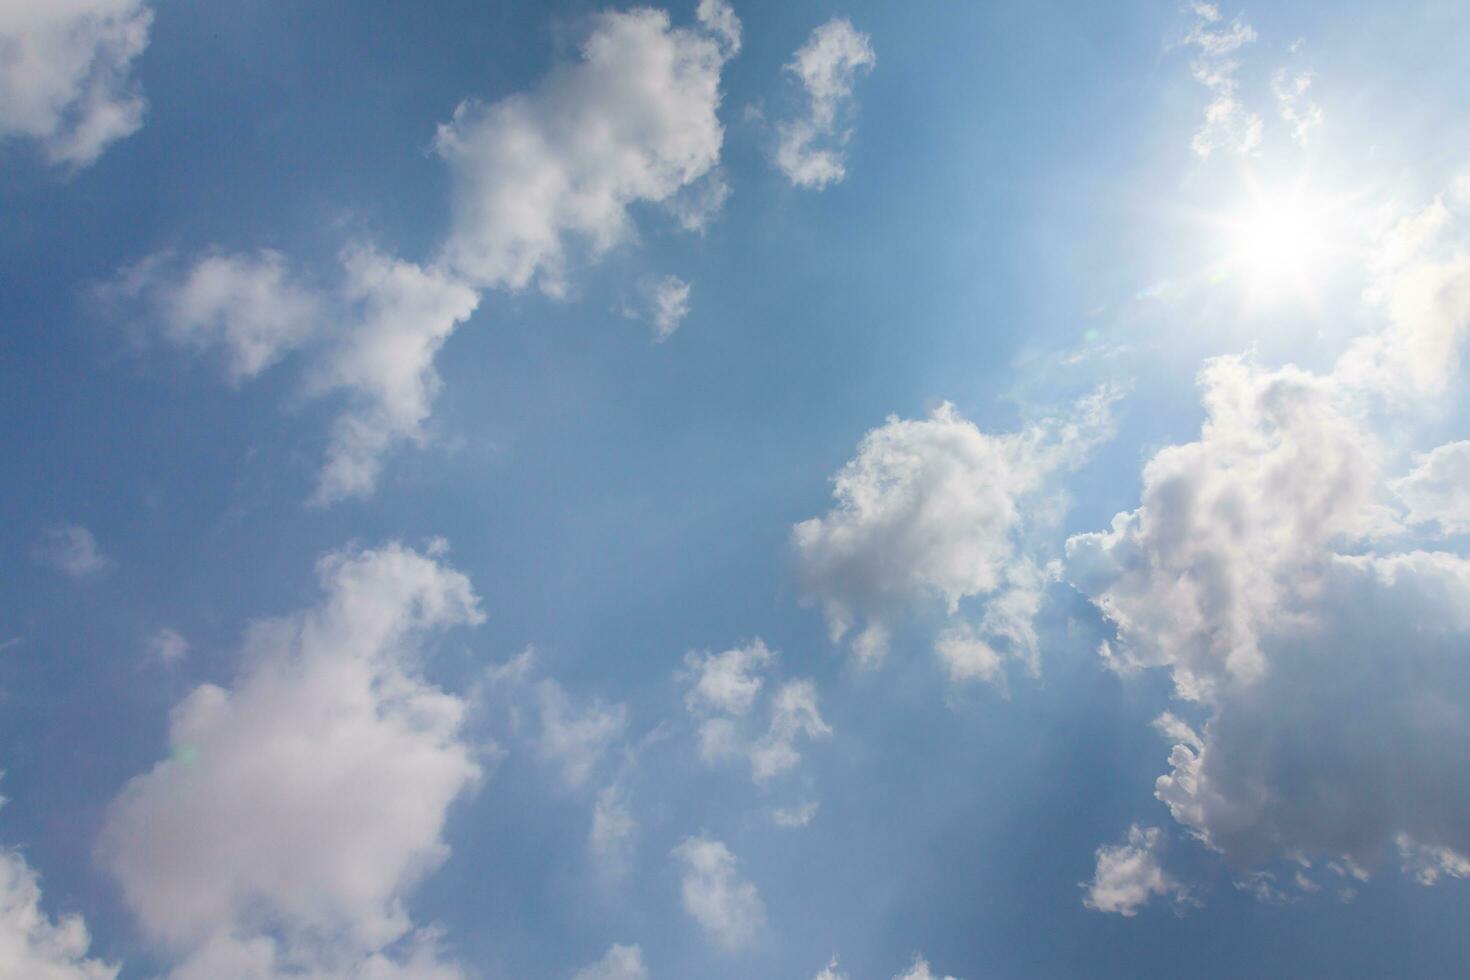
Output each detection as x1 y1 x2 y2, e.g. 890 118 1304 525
4 1 1470 978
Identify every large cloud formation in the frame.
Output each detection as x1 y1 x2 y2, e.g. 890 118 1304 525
794 389 1116 677
0 0 152 167
1070 179 1470 907
99 542 485 978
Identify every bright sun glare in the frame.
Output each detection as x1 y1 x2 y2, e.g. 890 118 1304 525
1224 189 1329 301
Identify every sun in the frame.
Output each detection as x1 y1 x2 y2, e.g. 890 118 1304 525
1222 186 1330 302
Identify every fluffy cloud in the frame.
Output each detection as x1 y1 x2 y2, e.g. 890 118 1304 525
1341 186 1470 399
683 638 772 716
892 957 961 980
1067 358 1384 699
145 627 189 667
1082 825 1187 916
672 837 765 951
99 542 483 978
0 0 151 167
536 679 627 790
775 19 875 190
1183 3 1261 157
1067 182 1470 884
108 250 322 382
1395 441 1470 534
590 784 637 874
112 246 479 505
434 5 738 295
34 523 109 577
622 275 692 341
307 248 479 505
681 640 830 783
811 958 846 980
794 390 1115 673
572 943 648 980
0 832 117 979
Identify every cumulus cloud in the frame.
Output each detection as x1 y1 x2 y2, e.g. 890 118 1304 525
1341 187 1470 399
892 956 961 980
772 800 819 828
683 638 772 716
794 389 1116 674
572 943 648 980
812 957 847 980
99 542 483 978
0 813 117 980
111 246 479 505
623 275 692 341
1183 3 1261 157
35 523 109 577
590 784 637 875
536 679 627 790
775 18 875 190
145 627 189 668
1067 180 1470 887
0 0 152 167
681 640 830 783
1082 825 1188 916
434 6 738 295
307 248 480 505
107 249 323 382
672 837 765 951
1396 441 1470 534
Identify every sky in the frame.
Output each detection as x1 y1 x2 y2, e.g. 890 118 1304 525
3 1 1470 978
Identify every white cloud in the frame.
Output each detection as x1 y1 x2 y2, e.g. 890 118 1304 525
145 627 189 667
794 389 1116 674
680 640 830 783
749 680 831 783
1272 69 1322 145
434 6 738 295
1066 193 1470 883
775 19 875 190
109 250 323 382
892 956 961 980
536 679 627 790
672 837 765 951
590 784 637 875
35 524 109 577
112 245 479 505
573 943 648 980
623 275 692 341
307 247 480 505
1183 3 1262 157
0 821 117 980
0 0 152 167
1341 188 1470 400
811 957 847 980
696 0 741 57
1396 441 1470 534
772 800 819 828
1082 825 1187 916
1067 357 1384 700
99 542 483 978
683 639 772 716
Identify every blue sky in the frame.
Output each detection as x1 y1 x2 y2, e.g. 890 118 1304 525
4 1 1470 978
